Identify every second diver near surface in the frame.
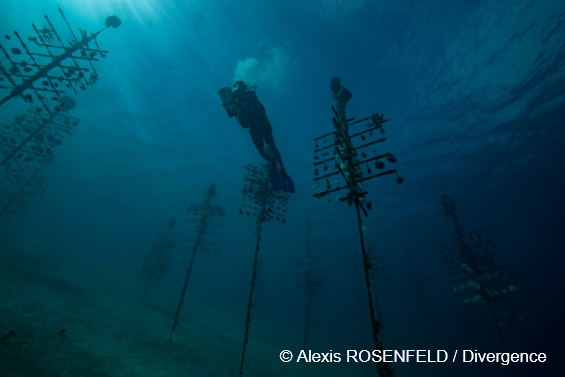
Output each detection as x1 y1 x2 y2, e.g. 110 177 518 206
219 80 295 193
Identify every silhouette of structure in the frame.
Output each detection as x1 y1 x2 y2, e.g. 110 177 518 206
1 99 78 171
169 184 224 342
140 217 177 302
312 85 402 377
237 164 289 377
351 243 392 343
367 244 391 335
0 165 47 223
0 8 121 113
439 194 519 377
0 8 121 222
0 96 78 222
295 220 324 351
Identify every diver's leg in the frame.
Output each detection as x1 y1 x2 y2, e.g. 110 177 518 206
264 134 284 170
251 133 272 162
265 134 294 192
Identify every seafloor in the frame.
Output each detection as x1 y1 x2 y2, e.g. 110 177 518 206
0 238 356 377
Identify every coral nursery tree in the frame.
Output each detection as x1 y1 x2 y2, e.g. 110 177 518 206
140 217 177 302
439 194 521 377
169 184 224 342
295 220 325 351
312 78 403 377
237 164 289 377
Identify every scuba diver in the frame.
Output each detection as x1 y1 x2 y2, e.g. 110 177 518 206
219 80 295 193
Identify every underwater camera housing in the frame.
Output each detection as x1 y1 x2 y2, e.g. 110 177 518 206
218 86 238 117
218 84 258 118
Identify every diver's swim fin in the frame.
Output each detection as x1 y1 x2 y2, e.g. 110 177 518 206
270 161 283 191
280 168 295 193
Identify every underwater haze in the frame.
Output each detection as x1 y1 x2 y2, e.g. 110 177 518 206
1 0 564 376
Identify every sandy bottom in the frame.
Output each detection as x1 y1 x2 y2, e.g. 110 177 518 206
0 239 357 377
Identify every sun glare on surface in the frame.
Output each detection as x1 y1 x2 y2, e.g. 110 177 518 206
57 0 174 25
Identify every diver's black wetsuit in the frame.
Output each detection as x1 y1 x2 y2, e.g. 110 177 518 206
225 83 294 193
233 91 275 152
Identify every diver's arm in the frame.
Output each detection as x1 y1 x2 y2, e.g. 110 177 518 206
227 107 238 118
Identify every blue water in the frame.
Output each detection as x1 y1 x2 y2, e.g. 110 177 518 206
1 0 563 376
